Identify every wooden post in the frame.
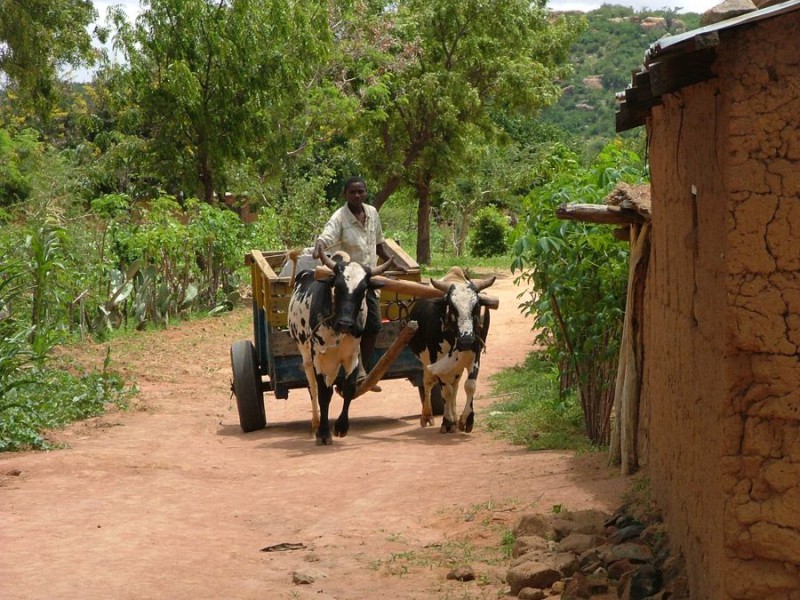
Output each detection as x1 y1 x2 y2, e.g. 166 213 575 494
609 221 651 474
354 320 419 399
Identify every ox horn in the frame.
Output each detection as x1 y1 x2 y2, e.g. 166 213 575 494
430 277 451 293
471 275 496 292
320 251 336 270
371 256 395 276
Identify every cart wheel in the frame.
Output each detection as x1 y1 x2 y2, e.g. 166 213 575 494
230 340 266 432
417 383 445 416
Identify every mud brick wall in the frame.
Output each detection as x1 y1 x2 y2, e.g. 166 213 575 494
643 13 800 600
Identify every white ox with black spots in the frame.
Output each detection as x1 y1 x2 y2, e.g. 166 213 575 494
408 267 495 433
287 251 394 445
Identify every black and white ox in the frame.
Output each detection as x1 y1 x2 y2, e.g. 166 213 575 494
288 251 394 445
408 267 495 433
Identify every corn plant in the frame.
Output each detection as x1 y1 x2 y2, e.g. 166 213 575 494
0 265 35 402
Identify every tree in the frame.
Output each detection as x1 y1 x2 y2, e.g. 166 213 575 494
335 0 584 263
0 0 96 121
107 0 331 203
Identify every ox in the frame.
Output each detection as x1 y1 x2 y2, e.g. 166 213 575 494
288 251 394 445
408 267 495 433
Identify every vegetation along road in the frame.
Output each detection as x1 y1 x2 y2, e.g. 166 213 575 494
0 271 628 600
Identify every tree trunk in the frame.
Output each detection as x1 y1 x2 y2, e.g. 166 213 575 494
371 139 427 210
372 175 402 211
415 172 432 265
199 153 214 204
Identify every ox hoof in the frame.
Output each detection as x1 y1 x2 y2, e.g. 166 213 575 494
316 433 333 446
420 415 434 427
334 420 349 438
439 420 457 434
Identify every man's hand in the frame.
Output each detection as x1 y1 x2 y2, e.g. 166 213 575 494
384 256 408 274
312 240 325 260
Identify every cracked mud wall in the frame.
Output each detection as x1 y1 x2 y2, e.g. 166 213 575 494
643 13 800 600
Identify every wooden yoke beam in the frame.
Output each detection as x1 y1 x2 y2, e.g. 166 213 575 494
354 321 418 399
313 266 500 309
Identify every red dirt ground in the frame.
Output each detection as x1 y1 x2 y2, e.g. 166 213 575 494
0 271 629 600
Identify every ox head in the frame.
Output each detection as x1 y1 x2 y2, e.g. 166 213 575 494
431 270 496 350
319 252 395 336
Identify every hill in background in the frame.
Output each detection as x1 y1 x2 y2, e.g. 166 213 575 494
542 4 703 157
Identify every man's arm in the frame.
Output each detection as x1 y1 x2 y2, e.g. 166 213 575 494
312 238 327 260
313 210 341 259
376 241 393 263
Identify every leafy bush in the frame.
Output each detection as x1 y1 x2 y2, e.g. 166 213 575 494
468 206 510 258
0 357 136 452
0 254 135 452
0 128 42 207
511 141 646 445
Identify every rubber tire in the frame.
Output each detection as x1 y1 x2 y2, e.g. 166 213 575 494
230 340 266 432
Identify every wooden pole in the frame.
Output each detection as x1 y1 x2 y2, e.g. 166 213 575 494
354 320 419 399
313 266 500 309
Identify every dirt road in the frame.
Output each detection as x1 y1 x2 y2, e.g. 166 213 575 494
0 272 628 600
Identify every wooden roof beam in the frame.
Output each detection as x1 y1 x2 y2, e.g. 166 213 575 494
556 204 647 226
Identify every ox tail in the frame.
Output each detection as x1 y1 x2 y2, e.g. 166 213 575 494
478 306 491 353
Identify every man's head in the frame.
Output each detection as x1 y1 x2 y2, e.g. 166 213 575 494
343 177 368 207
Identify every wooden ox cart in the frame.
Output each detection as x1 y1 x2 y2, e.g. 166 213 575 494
229 240 447 432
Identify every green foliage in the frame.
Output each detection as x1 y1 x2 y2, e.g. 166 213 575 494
0 253 135 452
0 128 44 207
379 192 420 252
338 0 585 261
511 141 646 445
0 261 34 400
0 0 97 121
105 196 251 327
24 222 68 357
0 357 136 452
540 5 704 157
468 206 510 258
107 0 332 202
487 352 590 451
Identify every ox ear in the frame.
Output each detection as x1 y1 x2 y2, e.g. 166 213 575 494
471 275 496 293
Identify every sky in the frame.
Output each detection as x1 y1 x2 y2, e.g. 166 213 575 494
92 0 722 25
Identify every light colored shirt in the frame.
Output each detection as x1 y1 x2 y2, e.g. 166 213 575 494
317 204 385 267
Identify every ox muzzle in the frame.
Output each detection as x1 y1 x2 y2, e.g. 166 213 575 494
456 332 475 351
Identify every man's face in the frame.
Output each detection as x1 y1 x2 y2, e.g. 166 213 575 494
345 182 367 206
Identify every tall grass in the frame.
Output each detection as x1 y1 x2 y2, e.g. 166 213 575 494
486 351 592 451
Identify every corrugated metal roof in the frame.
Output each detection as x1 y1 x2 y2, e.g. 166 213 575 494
645 0 800 64
615 0 800 131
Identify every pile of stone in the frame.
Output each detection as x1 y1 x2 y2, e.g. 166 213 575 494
503 508 689 599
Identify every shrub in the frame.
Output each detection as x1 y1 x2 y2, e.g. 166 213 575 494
467 206 509 258
510 141 646 445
